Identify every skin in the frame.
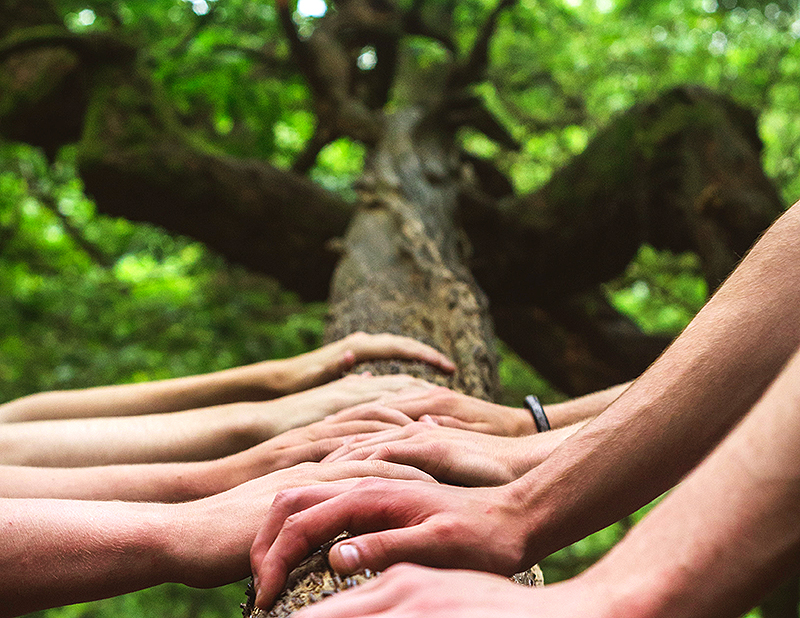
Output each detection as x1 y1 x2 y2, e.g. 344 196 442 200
313 381 631 486
0 373 433 467
283 344 800 618
0 460 435 618
322 419 587 485
0 332 455 423
0 407 415 501
333 380 630 436
251 200 800 610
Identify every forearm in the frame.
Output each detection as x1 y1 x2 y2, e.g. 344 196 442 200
0 362 283 423
0 375 431 467
0 499 177 617
0 333 455 424
0 402 269 467
0 459 241 502
574 346 800 618
516 203 800 561
544 382 631 428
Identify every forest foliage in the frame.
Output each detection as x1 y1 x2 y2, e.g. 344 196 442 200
2 0 799 615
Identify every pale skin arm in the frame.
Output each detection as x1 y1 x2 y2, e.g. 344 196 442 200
0 408 414 501
250 201 800 608
333 380 629 437
0 332 454 423
0 374 432 467
284 343 800 618
0 460 434 618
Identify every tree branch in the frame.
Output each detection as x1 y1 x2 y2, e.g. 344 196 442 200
450 0 517 89
0 26 135 64
459 86 784 307
276 0 326 98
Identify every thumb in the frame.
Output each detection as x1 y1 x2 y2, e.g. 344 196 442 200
328 525 436 574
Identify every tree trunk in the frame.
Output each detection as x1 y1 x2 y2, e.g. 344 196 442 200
324 108 499 398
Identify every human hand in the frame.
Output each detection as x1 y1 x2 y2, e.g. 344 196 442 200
270 373 434 433
322 421 534 486
289 564 567 618
223 407 416 485
333 386 536 436
274 333 456 395
172 460 436 590
250 478 532 610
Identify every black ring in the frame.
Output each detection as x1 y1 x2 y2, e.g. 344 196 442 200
524 395 551 433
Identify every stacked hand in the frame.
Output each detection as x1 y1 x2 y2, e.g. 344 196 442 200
330 386 536 437
322 421 529 486
250 477 532 610
268 333 456 396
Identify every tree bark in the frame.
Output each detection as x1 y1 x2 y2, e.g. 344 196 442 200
324 108 499 398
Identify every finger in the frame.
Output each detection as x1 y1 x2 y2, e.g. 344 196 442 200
318 460 436 484
251 480 357 577
327 405 414 427
253 495 364 608
348 334 456 374
253 478 426 608
309 419 409 441
291 571 402 618
290 434 392 464
327 521 449 575
420 415 477 431
322 424 431 463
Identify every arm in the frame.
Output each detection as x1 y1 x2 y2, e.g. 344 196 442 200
0 374 431 467
514 200 800 562
0 460 434 618
336 380 631 437
285 341 800 618
0 332 454 423
0 410 413 501
249 201 800 608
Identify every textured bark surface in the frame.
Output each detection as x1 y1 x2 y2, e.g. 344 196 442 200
240 534 543 618
324 122 499 398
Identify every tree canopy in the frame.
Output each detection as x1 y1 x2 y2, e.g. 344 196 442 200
2 0 799 616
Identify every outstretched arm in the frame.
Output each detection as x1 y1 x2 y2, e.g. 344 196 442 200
283 342 800 618
0 460 433 618
515 200 800 562
249 201 800 608
0 332 454 423
0 409 413 501
0 374 431 467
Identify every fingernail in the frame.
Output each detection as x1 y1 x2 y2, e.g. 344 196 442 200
335 543 361 572
420 414 437 425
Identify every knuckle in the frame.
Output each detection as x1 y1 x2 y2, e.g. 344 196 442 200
429 517 464 545
271 488 303 513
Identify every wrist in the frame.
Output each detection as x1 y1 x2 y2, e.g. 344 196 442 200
504 469 571 566
227 361 291 400
136 503 192 587
161 500 236 588
506 404 538 436
507 434 551 479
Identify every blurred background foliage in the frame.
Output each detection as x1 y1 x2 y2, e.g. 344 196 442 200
2 0 798 615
